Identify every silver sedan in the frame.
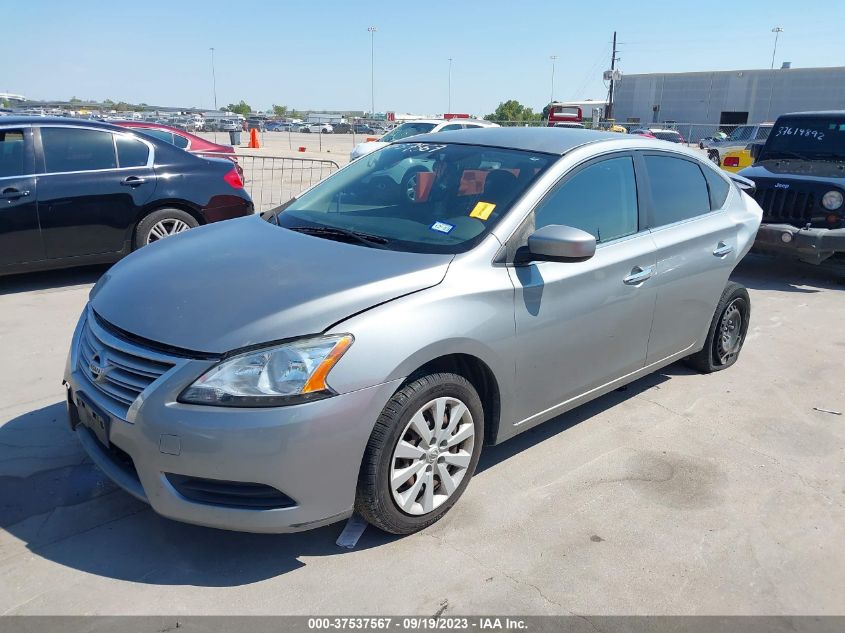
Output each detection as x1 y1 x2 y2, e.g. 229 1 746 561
64 128 762 534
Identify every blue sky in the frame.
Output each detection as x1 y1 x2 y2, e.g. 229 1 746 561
5 0 844 115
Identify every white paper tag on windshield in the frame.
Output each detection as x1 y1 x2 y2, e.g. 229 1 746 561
430 221 454 234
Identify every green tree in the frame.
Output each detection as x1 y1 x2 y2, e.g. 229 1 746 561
484 99 542 124
272 104 288 117
69 96 82 104
226 100 252 115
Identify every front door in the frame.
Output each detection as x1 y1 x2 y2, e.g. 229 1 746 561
0 127 42 266
35 126 156 259
508 154 657 426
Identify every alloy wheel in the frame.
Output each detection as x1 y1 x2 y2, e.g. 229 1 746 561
146 219 192 244
390 396 475 516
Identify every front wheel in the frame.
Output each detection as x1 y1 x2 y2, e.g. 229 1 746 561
356 373 484 534
684 281 750 373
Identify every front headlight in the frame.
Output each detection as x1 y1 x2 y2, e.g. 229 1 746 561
179 334 353 407
822 190 843 211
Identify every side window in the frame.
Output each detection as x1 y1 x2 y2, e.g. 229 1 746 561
41 127 117 173
172 134 189 149
115 135 150 167
534 156 639 243
0 129 26 177
702 165 730 210
644 155 711 226
439 124 463 132
464 124 482 129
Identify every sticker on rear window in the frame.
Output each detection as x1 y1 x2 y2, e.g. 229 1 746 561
430 221 454 234
469 201 496 220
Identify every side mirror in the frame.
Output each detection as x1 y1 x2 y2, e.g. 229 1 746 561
527 224 596 262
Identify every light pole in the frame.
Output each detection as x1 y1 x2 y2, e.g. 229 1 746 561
770 26 783 70
367 26 377 117
209 47 218 141
448 57 453 114
549 55 558 104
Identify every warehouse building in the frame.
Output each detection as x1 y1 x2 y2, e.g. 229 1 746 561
612 65 845 133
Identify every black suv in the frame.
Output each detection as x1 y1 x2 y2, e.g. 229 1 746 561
0 117 253 276
740 111 845 265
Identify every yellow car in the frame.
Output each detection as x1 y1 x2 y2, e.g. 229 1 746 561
720 141 765 173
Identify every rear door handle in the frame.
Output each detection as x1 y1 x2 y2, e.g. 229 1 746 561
623 265 654 285
713 241 734 257
1 187 31 200
120 176 148 187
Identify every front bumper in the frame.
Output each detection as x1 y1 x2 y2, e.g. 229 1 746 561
753 223 845 264
64 311 402 533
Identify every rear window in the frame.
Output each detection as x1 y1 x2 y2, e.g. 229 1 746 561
41 127 117 173
0 129 25 177
652 131 681 142
644 155 711 226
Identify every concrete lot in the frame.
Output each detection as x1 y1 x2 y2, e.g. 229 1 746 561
0 255 843 615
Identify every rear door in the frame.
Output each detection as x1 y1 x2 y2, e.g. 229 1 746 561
0 126 42 266
639 152 736 363
35 126 156 259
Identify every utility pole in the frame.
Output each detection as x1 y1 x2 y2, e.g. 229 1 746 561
367 27 377 117
209 47 218 110
448 57 453 114
606 31 618 121
549 55 558 105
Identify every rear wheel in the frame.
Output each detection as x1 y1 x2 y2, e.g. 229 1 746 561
134 208 199 250
356 373 484 534
684 282 750 373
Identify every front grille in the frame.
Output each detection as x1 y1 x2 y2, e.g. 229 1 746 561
77 312 175 417
165 474 297 509
754 186 815 225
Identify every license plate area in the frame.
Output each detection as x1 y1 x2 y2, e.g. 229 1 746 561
75 392 111 448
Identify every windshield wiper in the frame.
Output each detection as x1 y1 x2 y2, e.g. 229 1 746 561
287 225 391 248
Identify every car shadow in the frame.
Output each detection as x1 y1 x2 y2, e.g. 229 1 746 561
732 253 844 293
0 265 110 296
1 367 678 588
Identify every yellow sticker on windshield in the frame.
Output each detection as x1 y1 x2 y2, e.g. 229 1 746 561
469 201 496 220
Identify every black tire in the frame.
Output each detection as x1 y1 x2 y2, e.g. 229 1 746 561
684 282 750 373
133 208 199 250
356 373 485 534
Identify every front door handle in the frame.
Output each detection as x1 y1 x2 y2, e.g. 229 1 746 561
623 265 654 285
120 176 148 187
1 187 31 200
713 241 734 257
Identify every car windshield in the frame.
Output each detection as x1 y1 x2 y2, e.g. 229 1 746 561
273 142 555 254
761 117 845 160
380 122 438 142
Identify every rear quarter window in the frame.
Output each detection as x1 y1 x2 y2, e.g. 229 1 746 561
701 165 730 209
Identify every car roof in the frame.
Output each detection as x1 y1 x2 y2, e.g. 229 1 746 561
0 116 120 129
406 126 626 155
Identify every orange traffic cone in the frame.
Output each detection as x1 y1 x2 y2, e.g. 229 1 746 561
248 128 260 149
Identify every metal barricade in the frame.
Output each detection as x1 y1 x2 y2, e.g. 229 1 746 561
237 155 341 212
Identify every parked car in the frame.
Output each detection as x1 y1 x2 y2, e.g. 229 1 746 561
331 123 352 134
218 119 241 132
0 117 253 276
629 129 657 139
705 123 773 165
113 121 244 180
64 127 761 535
739 111 845 265
349 118 499 161
305 123 333 134
353 123 376 134
719 141 764 173
246 118 266 132
291 122 310 132
634 128 686 144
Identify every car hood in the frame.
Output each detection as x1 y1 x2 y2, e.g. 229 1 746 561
90 215 453 354
740 159 845 183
